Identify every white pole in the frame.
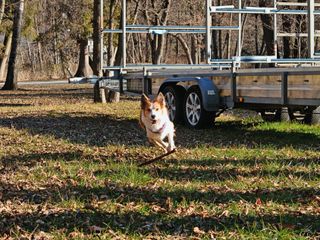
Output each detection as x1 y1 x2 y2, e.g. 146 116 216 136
206 0 212 64
238 0 242 67
274 0 277 59
122 0 127 67
100 0 104 72
308 0 315 58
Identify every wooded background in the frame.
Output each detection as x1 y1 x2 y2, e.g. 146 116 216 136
0 0 319 84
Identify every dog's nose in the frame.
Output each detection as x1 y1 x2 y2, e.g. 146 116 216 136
151 114 156 119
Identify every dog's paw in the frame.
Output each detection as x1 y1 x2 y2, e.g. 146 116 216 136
166 145 176 153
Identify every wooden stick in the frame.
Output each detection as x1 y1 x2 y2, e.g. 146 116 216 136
138 149 176 167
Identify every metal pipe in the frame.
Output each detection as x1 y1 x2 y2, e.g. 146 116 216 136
238 0 242 67
277 2 320 7
122 0 126 67
206 0 212 64
100 0 104 73
211 8 320 15
308 0 315 58
274 0 277 59
278 32 320 37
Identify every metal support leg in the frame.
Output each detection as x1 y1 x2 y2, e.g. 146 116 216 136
119 77 124 94
142 67 149 94
281 72 288 105
231 65 237 103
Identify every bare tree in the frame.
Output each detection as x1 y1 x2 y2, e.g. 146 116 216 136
144 0 172 64
2 0 24 90
92 0 102 76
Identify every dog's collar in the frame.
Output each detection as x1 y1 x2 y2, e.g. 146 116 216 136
148 122 166 134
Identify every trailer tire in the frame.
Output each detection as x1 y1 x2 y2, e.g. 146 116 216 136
161 85 185 123
184 86 215 129
305 106 320 125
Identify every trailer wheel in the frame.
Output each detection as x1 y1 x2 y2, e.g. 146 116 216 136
184 86 215 128
161 85 184 123
304 106 320 125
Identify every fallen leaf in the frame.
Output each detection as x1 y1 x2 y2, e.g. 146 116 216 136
193 227 205 235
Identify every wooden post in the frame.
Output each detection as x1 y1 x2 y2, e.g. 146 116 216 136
109 90 120 103
100 88 107 103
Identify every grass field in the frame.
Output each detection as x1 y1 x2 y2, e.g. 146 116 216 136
0 84 319 239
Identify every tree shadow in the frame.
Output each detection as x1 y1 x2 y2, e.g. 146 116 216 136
176 120 320 150
163 157 320 168
0 151 85 171
1 209 319 236
1 180 319 208
149 164 320 182
1 182 319 235
0 114 145 147
0 103 32 107
0 113 319 150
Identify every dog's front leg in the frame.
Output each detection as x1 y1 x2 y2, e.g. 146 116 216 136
167 132 176 152
149 138 168 152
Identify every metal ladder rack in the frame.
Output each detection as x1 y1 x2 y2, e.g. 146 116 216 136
208 0 320 66
100 0 320 74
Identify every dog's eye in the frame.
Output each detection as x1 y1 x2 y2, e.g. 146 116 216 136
155 108 159 111
147 109 151 112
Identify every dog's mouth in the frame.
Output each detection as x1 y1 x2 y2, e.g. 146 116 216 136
151 119 157 124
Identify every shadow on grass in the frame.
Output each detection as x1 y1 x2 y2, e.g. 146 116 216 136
0 114 319 150
176 120 320 150
1 180 319 208
0 114 145 147
1 182 319 235
150 164 320 182
164 157 320 167
0 103 33 107
0 151 85 171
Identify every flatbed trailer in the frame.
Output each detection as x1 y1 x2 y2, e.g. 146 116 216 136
98 0 320 127
102 67 319 128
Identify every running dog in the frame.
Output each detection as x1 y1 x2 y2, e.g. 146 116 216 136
140 93 176 153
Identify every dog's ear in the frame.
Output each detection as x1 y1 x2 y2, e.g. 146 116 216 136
156 92 166 107
141 93 150 109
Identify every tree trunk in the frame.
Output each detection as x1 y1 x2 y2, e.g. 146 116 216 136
145 0 171 64
35 16 43 71
2 0 24 90
27 41 35 73
282 15 291 58
107 0 117 66
74 38 93 77
259 0 274 56
0 32 12 80
173 34 193 64
0 0 5 25
92 0 102 76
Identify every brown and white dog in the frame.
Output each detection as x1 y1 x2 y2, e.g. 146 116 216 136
140 93 176 153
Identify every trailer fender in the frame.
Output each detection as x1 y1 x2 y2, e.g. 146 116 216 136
159 77 220 112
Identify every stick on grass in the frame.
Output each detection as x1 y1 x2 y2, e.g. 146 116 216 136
138 149 176 167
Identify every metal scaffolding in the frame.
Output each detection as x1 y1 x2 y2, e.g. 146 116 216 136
100 0 320 73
